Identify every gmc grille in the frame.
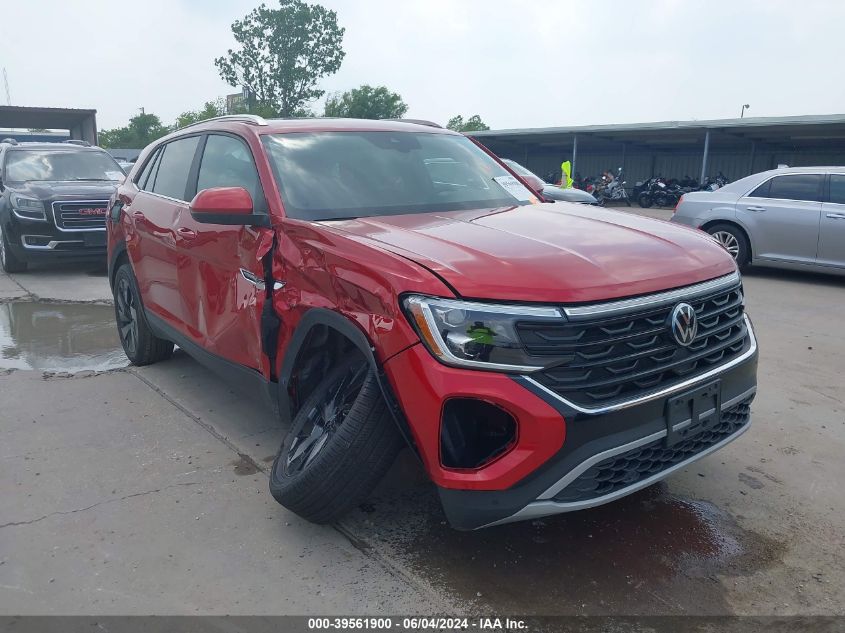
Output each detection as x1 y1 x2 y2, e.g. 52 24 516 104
52 201 109 231
518 282 749 408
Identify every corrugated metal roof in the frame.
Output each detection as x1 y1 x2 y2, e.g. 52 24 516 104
470 113 845 137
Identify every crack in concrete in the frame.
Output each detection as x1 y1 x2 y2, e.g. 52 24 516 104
0 482 201 529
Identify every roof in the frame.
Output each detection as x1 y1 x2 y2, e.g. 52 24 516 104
0 141 103 151
469 113 845 152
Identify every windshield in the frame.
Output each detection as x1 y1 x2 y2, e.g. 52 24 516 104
3 149 125 182
262 131 536 220
501 158 537 179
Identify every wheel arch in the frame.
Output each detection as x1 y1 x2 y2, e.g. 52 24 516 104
108 240 130 290
278 308 418 454
700 219 753 263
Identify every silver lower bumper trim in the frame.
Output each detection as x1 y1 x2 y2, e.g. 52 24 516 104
21 235 84 250
479 386 756 529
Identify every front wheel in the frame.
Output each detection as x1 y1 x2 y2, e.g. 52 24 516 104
638 193 653 208
113 264 174 365
270 356 404 524
0 223 27 273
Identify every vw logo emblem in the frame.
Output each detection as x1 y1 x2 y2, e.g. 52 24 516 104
669 303 698 346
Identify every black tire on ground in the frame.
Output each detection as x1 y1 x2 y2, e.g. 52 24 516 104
705 223 750 271
270 356 404 524
638 193 653 208
112 264 174 365
0 224 27 273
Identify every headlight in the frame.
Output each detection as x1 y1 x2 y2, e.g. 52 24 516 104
402 295 565 372
10 193 46 221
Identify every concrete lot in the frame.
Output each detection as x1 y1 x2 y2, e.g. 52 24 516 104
1 213 844 616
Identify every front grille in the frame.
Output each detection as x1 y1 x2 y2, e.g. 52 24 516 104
519 282 749 408
52 201 109 231
552 396 752 504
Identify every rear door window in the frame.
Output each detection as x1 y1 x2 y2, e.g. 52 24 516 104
136 147 161 191
754 174 822 202
151 136 201 201
828 175 845 204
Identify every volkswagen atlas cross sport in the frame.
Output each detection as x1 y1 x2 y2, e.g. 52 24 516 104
0 139 125 272
107 115 758 530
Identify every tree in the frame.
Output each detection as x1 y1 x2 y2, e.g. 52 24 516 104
174 99 227 129
215 0 345 118
446 114 490 132
323 84 408 120
99 112 170 148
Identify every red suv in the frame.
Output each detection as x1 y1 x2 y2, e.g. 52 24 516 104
107 116 758 530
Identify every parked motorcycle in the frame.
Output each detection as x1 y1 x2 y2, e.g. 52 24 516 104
593 167 631 207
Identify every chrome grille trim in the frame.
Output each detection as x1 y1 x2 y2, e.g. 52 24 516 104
50 199 109 232
563 271 741 319
522 314 756 415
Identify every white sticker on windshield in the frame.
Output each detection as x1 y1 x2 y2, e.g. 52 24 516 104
106 171 125 181
492 175 535 202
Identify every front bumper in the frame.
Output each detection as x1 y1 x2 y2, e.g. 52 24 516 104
383 316 758 530
3 215 106 262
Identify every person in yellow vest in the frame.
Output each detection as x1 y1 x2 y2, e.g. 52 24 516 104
560 160 573 189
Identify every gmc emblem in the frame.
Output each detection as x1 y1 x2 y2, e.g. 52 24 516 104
77 208 107 216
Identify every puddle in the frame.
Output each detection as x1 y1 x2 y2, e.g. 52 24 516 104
0 301 127 372
344 460 786 615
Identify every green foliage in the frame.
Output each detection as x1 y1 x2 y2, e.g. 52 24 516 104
323 85 408 120
174 99 227 129
446 114 490 132
215 0 345 117
99 112 170 148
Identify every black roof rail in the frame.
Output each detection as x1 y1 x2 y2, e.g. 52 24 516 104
383 118 443 128
64 139 91 147
1 138 18 145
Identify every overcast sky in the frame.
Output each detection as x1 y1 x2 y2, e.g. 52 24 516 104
2 0 843 131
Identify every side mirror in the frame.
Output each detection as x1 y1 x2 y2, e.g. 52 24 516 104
189 187 269 227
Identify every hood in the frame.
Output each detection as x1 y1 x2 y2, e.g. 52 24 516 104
318 203 737 304
8 181 117 201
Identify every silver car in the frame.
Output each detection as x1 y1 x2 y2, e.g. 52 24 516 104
672 167 845 274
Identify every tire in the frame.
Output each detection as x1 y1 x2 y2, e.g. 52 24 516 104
270 356 404 524
705 223 750 271
112 264 174 365
0 223 27 273
638 193 653 208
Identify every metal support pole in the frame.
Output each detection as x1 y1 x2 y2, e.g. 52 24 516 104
700 130 711 184
748 140 756 175
571 134 578 175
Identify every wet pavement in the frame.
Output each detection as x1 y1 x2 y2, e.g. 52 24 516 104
0 301 127 372
342 471 786 615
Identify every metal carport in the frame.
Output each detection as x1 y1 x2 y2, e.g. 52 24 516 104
470 113 845 187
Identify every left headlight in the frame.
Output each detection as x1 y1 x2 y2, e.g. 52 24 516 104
402 294 565 372
10 193 46 221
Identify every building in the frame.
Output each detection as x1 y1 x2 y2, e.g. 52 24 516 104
470 113 845 186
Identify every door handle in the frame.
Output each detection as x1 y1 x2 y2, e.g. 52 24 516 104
176 227 197 240
826 213 845 220
746 206 766 212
